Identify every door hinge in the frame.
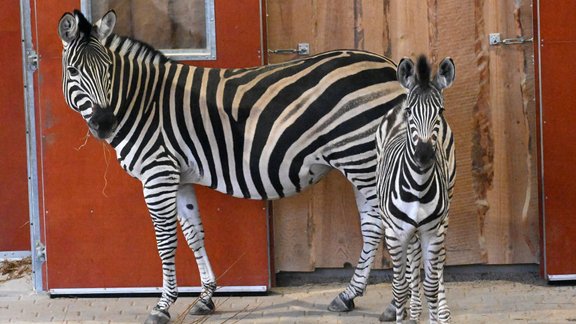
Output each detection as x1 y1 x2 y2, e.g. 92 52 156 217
268 43 310 56
489 33 533 46
35 241 46 263
26 49 39 72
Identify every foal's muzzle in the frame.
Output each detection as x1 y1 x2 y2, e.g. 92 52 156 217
414 140 436 170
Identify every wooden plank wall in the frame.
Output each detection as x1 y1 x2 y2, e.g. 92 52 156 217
267 0 539 271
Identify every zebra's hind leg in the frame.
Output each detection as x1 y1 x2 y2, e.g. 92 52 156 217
328 192 384 312
176 184 217 315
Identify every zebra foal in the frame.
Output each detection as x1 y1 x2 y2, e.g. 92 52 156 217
57 10 406 324
376 56 456 323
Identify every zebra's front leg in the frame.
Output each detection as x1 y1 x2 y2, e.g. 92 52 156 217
379 234 422 323
143 176 180 324
385 227 413 324
407 234 423 321
176 184 216 315
435 222 450 323
328 205 384 312
421 221 450 324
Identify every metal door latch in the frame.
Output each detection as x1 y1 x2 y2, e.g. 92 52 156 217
35 241 46 262
489 33 533 46
26 49 39 72
268 43 310 55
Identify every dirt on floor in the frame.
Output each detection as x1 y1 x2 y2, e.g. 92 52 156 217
0 257 31 283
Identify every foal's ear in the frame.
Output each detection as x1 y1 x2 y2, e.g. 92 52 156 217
397 57 416 90
433 57 456 90
93 10 116 41
58 12 78 44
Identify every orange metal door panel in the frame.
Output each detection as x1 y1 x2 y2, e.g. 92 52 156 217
35 0 269 291
536 0 576 280
0 0 31 253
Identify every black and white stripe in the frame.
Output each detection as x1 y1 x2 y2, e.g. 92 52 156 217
376 55 456 323
58 10 406 321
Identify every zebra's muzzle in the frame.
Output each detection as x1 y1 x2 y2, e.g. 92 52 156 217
414 140 436 170
88 104 118 140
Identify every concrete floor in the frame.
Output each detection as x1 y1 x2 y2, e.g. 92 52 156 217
1 274 576 323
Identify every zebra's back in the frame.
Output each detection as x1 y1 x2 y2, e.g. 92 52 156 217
163 50 406 200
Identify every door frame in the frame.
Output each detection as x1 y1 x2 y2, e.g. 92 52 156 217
534 0 546 279
19 0 43 292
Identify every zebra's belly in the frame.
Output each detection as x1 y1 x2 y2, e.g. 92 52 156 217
271 162 333 199
180 160 333 200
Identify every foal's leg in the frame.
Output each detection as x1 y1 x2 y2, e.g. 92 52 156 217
407 234 423 321
176 184 217 315
380 230 421 323
434 219 450 323
384 226 414 324
421 221 450 324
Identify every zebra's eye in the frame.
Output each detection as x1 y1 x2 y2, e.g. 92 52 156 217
67 66 79 77
405 108 412 117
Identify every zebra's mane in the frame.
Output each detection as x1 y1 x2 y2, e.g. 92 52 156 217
73 10 169 64
74 9 94 39
106 33 171 64
416 55 431 89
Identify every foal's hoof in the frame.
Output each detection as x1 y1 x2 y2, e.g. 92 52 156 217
378 302 396 322
189 298 215 315
144 308 170 324
328 293 355 312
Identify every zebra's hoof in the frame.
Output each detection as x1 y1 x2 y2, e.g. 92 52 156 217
144 308 170 324
327 293 355 312
378 302 396 322
189 298 215 315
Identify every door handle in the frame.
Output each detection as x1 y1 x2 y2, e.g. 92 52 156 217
489 33 533 46
268 43 310 55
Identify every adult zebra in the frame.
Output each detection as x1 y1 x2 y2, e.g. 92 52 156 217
376 55 456 323
57 10 405 323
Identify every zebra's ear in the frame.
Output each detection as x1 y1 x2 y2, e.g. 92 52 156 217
58 12 78 44
434 57 455 90
94 10 116 41
397 57 416 90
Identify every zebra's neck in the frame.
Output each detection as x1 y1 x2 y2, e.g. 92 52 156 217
104 34 195 148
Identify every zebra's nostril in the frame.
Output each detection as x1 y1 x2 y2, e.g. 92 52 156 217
88 119 100 130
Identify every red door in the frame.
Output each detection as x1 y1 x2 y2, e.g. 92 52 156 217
535 0 576 280
33 0 269 292
0 0 31 257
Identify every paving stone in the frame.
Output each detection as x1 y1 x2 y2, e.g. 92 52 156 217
1 277 576 323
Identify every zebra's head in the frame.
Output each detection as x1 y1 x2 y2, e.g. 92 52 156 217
397 55 455 170
58 10 118 140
